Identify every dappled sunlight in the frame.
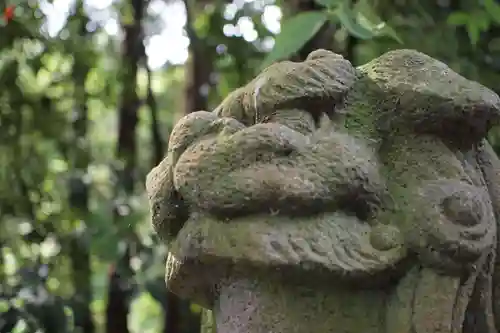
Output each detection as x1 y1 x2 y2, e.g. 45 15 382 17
41 0 282 69
38 0 74 36
145 0 189 67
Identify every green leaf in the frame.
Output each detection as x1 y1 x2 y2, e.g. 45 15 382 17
261 11 328 69
354 0 383 23
334 1 376 39
483 0 500 24
467 10 491 46
466 22 481 46
472 10 492 31
314 0 342 8
447 10 490 46
352 0 402 43
447 12 470 26
376 22 403 44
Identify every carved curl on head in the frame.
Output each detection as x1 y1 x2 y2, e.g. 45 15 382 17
214 49 357 126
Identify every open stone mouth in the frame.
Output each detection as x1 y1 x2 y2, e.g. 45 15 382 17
158 180 387 247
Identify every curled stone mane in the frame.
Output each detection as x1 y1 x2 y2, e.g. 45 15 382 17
146 49 500 333
214 49 357 126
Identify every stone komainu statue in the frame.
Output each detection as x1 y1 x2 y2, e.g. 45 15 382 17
146 49 500 333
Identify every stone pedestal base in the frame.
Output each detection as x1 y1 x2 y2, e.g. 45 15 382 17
213 275 387 333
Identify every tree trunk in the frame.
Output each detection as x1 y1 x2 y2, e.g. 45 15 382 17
183 0 214 114
146 65 165 166
105 0 144 332
68 4 94 333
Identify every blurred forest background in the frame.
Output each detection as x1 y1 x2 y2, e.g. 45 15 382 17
1 0 500 332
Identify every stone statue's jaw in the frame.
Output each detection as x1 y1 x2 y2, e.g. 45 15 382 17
164 212 407 307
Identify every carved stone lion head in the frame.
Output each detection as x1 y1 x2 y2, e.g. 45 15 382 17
146 49 500 333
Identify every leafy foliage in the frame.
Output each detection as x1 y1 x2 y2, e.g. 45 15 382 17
263 0 401 67
261 11 328 67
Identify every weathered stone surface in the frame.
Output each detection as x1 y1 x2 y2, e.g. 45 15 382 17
214 49 356 126
146 49 500 333
346 49 500 144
